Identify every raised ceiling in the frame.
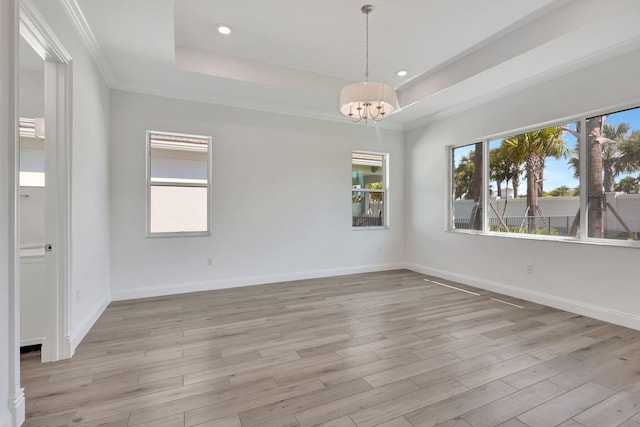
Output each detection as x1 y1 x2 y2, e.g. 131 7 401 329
71 0 640 128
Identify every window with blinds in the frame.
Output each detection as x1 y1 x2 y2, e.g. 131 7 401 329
147 131 211 236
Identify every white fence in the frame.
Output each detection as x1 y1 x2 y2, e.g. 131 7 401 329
454 193 640 236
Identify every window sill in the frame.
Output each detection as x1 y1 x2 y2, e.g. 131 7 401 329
146 231 210 238
352 226 389 231
446 228 640 248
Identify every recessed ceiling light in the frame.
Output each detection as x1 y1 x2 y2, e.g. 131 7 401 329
217 24 232 35
396 70 408 77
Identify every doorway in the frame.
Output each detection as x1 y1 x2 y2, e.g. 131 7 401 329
18 37 46 362
18 1 72 363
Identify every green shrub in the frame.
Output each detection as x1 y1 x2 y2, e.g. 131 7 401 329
490 223 559 235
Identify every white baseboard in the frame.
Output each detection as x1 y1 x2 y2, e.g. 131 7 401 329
405 262 640 331
13 390 25 427
69 291 111 352
2 389 25 427
20 337 44 347
111 263 405 301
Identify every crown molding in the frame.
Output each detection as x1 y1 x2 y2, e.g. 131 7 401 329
60 0 115 86
20 0 71 63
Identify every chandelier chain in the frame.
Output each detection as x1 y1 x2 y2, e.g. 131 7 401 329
364 9 369 81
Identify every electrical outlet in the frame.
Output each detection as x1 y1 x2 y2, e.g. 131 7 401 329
207 256 213 266
527 263 534 274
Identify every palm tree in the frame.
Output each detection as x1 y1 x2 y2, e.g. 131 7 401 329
471 142 483 230
490 147 510 198
504 127 569 231
614 176 640 194
453 145 483 230
566 121 634 188
616 129 640 177
566 121 581 179
549 185 572 196
490 142 523 199
564 117 630 237
586 115 606 237
602 122 632 191
555 117 640 238
453 151 476 200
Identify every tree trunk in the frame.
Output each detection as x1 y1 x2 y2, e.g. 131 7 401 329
502 179 510 217
472 142 483 230
538 165 544 196
587 115 606 238
525 152 543 232
512 174 520 198
603 162 615 192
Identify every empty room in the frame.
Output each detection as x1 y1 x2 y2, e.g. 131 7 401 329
3 0 640 426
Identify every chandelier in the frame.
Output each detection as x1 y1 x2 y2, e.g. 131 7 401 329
340 4 398 123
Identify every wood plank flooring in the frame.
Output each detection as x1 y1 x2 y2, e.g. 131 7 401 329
20 270 640 427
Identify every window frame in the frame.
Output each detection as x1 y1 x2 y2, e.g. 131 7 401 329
447 103 640 249
352 150 389 230
448 142 486 233
145 130 212 238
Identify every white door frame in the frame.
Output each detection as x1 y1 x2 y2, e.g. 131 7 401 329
19 0 72 362
6 1 24 424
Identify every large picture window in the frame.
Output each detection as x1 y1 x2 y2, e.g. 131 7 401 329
147 131 211 236
352 152 387 228
487 125 576 236
449 105 640 245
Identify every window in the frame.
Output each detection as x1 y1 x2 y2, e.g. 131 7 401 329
147 131 211 236
487 125 576 236
449 104 640 246
352 152 387 228
451 143 483 231
586 107 640 241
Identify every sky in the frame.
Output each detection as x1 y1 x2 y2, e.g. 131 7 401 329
453 106 640 195
543 107 640 191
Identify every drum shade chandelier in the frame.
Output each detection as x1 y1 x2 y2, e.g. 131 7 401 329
340 4 398 123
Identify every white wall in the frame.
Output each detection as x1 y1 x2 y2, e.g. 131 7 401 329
18 68 43 119
109 91 405 299
18 186 44 247
405 48 640 330
1 0 23 424
31 0 111 350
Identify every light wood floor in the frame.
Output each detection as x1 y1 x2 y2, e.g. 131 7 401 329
21 270 640 427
